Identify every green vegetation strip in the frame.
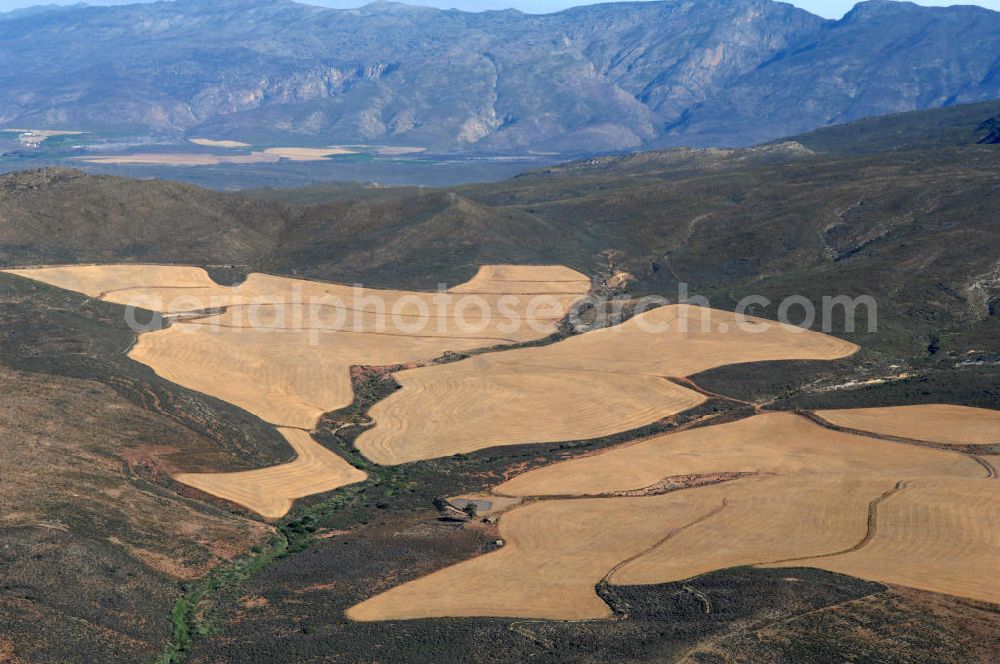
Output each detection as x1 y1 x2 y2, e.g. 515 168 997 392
155 486 364 663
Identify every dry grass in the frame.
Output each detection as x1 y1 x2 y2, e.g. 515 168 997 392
355 306 858 465
816 404 1000 445
175 428 367 520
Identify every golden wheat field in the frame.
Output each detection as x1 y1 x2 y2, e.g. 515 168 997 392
489 304 861 377
1 264 223 300
4 265 586 336
175 428 368 520
816 404 1000 445
348 412 994 620
123 266 589 429
130 320 529 428
354 307 859 465
4 263 590 517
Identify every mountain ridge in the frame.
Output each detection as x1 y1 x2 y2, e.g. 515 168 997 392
1 0 998 154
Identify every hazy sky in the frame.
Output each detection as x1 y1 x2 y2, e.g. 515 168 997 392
1 0 998 18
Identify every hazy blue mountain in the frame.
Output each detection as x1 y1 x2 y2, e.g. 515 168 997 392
0 0 997 153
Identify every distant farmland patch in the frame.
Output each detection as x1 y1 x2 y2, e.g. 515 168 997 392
77 146 358 166
189 138 252 149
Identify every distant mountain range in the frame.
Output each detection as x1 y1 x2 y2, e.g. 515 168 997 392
1 0 998 154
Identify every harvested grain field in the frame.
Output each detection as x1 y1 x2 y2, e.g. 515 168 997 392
77 152 283 166
129 321 522 428
610 476 899 585
482 305 860 377
261 147 357 160
3 265 586 335
448 264 592 294
5 263 590 517
358 364 706 464
189 138 252 148
346 490 725 621
355 307 858 464
349 413 992 620
1 264 224 300
769 478 1000 604
175 428 367 520
496 412 982 497
816 404 1000 445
